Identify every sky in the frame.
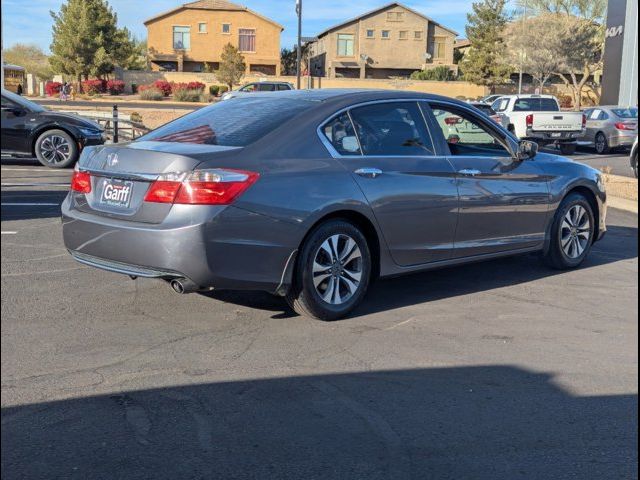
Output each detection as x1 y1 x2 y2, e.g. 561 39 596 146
0 0 477 53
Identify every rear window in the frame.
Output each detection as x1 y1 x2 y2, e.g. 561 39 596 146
612 107 638 119
513 98 560 112
139 97 312 146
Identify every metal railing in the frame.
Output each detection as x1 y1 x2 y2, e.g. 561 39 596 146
66 105 150 143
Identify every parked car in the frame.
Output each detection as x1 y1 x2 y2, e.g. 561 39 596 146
1 89 105 168
581 106 638 154
491 94 585 155
220 81 294 100
62 90 607 320
631 137 638 178
468 101 502 124
481 94 503 105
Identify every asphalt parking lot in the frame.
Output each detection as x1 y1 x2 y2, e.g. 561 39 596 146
1 156 637 479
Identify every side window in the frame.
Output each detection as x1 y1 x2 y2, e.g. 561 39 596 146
240 84 256 92
1 96 18 109
598 110 609 120
322 112 361 156
257 84 276 91
277 84 290 91
430 106 511 157
348 102 434 156
492 98 509 112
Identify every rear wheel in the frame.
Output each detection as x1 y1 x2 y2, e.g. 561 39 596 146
632 151 638 178
286 220 371 321
594 132 609 155
559 143 577 155
543 193 595 269
34 129 78 168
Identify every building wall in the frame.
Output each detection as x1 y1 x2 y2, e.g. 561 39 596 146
309 5 456 78
146 7 281 74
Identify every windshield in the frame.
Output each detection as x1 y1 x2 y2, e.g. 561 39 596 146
139 96 314 146
1 89 47 112
513 98 560 112
612 107 638 119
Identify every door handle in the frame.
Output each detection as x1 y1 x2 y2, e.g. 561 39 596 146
458 169 482 176
355 168 383 178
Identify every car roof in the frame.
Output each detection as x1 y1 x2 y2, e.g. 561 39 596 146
498 94 556 99
243 88 467 104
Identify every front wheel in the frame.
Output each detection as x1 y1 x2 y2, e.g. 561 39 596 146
286 220 371 321
559 143 577 155
594 132 609 155
34 129 78 168
543 193 595 270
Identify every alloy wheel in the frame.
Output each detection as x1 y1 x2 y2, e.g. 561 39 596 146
560 205 591 259
312 234 362 305
40 134 72 165
595 134 607 154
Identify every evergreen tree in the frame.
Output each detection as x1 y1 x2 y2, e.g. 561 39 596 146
49 0 140 86
462 0 512 92
216 44 246 90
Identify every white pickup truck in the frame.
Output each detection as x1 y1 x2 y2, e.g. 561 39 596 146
491 95 585 155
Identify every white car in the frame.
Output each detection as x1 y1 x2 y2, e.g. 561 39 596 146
221 81 294 101
491 95 585 155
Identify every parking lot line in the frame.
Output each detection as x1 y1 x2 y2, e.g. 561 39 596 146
1 231 18 235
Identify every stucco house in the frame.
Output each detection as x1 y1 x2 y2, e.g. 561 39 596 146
144 0 283 75
308 2 458 79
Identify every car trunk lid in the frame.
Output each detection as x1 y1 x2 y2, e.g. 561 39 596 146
73 141 242 223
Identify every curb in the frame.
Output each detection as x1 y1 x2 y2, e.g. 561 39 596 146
607 196 638 214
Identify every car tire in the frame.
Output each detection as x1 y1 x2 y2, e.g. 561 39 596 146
559 143 577 155
594 132 609 155
286 219 371 321
34 129 78 168
543 192 595 270
632 151 638 178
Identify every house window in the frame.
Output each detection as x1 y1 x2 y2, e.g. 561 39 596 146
414 31 422 40
337 33 354 56
239 29 256 52
173 26 190 50
222 23 230 34
366 29 374 38
198 22 207 33
399 30 408 40
434 37 446 59
381 30 390 39
386 11 404 21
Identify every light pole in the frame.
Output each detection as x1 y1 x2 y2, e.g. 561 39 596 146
296 0 302 89
517 0 528 95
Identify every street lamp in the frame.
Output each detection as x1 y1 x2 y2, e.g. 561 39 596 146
296 0 302 89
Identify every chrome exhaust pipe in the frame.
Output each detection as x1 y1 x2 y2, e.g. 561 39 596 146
169 278 198 294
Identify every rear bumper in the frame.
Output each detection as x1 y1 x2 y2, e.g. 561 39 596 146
607 131 636 148
62 196 301 292
525 128 584 143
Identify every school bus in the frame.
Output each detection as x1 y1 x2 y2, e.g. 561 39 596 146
3 63 26 94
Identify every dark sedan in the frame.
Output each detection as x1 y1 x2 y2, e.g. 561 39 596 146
1 89 105 168
62 90 607 320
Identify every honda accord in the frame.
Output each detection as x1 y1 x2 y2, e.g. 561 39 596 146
62 90 607 320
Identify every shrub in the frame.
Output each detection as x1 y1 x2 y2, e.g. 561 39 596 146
209 85 220 96
410 66 453 81
131 83 138 94
186 81 205 91
218 85 229 94
45 81 62 96
106 80 125 95
82 79 106 95
152 80 172 96
129 111 143 123
173 88 203 102
558 94 573 109
139 87 164 101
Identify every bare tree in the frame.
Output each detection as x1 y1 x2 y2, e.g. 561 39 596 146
505 14 563 90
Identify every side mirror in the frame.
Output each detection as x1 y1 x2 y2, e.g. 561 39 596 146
517 140 538 160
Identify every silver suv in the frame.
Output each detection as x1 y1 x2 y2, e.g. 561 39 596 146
221 81 294 100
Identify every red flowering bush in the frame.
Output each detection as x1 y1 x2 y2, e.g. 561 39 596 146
45 81 62 96
152 80 172 96
185 81 205 91
82 79 107 95
106 80 125 95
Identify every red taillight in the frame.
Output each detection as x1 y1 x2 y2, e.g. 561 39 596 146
614 122 634 130
526 114 534 128
144 169 259 205
444 116 462 125
70 170 91 193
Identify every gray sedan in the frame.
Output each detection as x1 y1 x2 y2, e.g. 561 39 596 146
581 106 638 154
62 90 607 320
